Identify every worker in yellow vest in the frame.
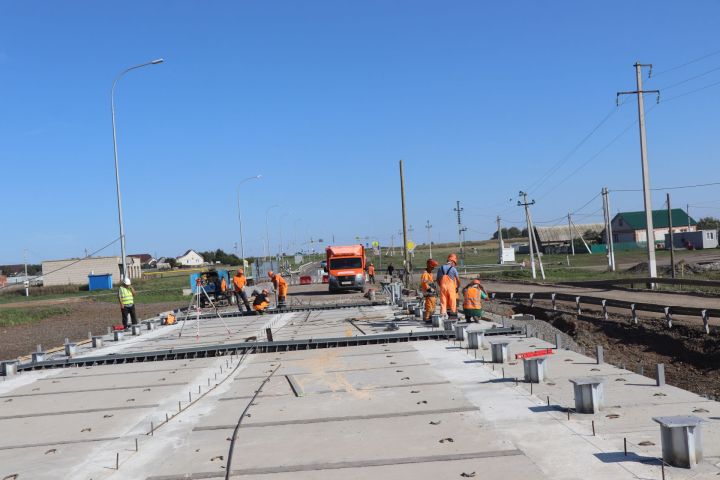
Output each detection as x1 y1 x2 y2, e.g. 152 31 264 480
118 277 138 329
420 259 439 322
462 279 489 323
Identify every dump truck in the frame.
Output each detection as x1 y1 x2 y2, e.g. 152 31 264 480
325 245 366 292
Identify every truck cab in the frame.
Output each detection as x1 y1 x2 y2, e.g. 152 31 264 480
325 245 366 292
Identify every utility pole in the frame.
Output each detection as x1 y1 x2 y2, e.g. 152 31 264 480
567 213 575 256
399 160 411 285
23 249 29 297
687 203 691 229
617 62 660 282
667 193 676 278
454 201 466 265
425 220 433 259
526 203 546 279
601 187 616 272
518 192 537 279
496 216 504 264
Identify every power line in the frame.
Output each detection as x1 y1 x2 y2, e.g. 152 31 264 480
611 181 720 192
651 48 720 77
656 64 720 91
663 77 720 103
0 237 121 291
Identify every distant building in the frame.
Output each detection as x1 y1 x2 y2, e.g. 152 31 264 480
41 256 141 287
665 230 718 250
535 223 605 253
610 209 696 245
0 275 6 288
129 253 156 267
176 250 204 267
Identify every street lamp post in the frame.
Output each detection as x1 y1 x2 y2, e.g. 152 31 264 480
111 58 163 280
265 204 279 262
237 175 262 265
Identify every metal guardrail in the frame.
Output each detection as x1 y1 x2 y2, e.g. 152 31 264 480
563 277 720 289
491 291 718 334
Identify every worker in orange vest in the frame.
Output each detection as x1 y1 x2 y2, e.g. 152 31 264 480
232 268 252 313
367 262 376 284
268 271 288 308
420 259 439 322
462 279 489 322
252 289 271 314
436 253 460 317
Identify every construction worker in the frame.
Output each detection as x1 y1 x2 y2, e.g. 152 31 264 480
420 259 439 322
232 269 252 313
118 277 138 329
268 271 288 308
436 253 460 318
462 279 489 323
252 289 270 314
367 262 376 284
387 263 395 278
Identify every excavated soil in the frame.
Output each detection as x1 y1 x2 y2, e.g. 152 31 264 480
0 300 181 359
496 301 720 399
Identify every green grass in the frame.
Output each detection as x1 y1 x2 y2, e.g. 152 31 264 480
0 306 71 327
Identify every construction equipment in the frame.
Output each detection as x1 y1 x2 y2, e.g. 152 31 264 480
189 269 232 307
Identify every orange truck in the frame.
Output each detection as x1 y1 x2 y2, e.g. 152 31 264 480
325 245 366 292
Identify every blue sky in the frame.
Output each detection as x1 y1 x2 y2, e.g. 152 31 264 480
2 1 720 264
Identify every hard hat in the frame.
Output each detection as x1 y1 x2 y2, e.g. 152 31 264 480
473 279 482 285
447 253 458 264
369 262 374 266
123 277 131 286
427 259 439 268
267 271 274 278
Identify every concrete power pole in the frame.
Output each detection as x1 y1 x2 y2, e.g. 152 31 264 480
617 62 660 282
23 249 29 297
399 160 411 285
425 220 433 259
601 187 616 272
496 216 504 264
667 193 676 278
518 192 537 279
454 201 467 265
567 213 575 256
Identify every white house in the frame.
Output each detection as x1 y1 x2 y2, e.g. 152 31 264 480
176 250 204 267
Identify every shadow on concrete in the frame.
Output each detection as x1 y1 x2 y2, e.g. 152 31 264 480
594 452 660 465
479 378 517 384
624 382 657 387
528 405 566 413
463 359 488 364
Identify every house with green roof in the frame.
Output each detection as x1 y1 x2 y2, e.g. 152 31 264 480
610 209 696 245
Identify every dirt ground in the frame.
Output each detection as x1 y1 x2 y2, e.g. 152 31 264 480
0 283 369 360
490 300 720 400
0 300 182 359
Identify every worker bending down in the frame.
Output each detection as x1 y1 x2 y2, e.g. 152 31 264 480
252 289 270 314
232 269 252 313
436 253 460 317
462 279 489 323
420 259 439 322
268 271 288 308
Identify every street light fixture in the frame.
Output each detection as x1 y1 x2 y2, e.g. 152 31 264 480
111 58 164 279
237 175 262 265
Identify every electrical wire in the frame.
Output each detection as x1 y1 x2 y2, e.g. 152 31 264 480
662 77 720 103
651 48 720 77
611 181 720 192
0 237 121 291
655 64 720 91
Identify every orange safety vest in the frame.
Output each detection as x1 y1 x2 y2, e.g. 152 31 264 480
368 265 375 275
420 271 433 293
233 275 246 290
220 278 227 292
463 286 482 310
273 274 287 289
